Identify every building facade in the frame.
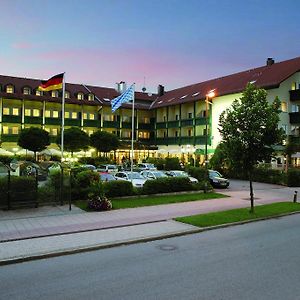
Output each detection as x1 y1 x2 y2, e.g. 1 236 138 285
0 56 300 165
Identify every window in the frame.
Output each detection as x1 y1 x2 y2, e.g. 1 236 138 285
291 82 297 90
281 101 287 112
6 85 14 93
281 125 287 134
88 94 94 101
175 114 179 120
51 90 58 98
83 113 88 119
122 116 131 122
51 128 58 136
12 127 19 134
52 110 59 118
65 91 70 99
64 111 70 118
89 113 95 120
163 115 166 122
292 104 300 113
45 110 51 118
138 131 150 139
144 117 150 124
12 108 19 116
2 126 9 134
33 109 40 117
77 92 84 100
188 129 192 136
3 108 10 115
163 131 167 138
175 131 178 137
71 112 77 119
188 112 193 119
23 87 31 95
25 109 31 116
36 90 43 96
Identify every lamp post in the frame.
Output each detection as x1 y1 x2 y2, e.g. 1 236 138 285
204 90 216 166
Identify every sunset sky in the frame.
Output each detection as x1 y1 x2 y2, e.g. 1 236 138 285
1 0 299 93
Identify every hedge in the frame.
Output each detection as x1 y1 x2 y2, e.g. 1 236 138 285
103 180 134 198
287 169 300 187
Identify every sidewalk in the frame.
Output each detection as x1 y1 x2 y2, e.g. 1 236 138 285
0 185 299 265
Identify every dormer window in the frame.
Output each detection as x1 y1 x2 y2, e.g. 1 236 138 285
36 90 43 96
6 85 14 94
88 93 94 101
77 92 84 100
23 87 31 95
51 90 59 98
65 91 70 99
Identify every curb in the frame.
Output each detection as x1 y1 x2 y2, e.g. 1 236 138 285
1 210 299 266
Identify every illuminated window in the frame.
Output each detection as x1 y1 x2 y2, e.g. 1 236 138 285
51 128 58 136
23 87 31 95
33 109 40 117
88 130 94 135
2 126 9 134
65 91 70 99
12 127 19 134
123 116 131 122
36 90 43 96
291 82 297 90
12 108 19 116
45 110 51 118
3 107 10 115
138 131 150 139
144 117 150 124
52 111 59 118
71 112 77 119
6 85 14 93
89 113 95 120
77 92 84 100
44 127 50 133
64 111 70 118
83 113 88 119
281 101 287 112
25 109 31 116
51 91 59 98
88 94 94 101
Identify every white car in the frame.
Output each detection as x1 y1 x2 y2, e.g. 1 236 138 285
114 171 147 188
97 164 118 173
136 163 157 171
166 170 198 184
140 170 168 180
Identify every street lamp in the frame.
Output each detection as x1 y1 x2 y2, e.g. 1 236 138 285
205 89 216 166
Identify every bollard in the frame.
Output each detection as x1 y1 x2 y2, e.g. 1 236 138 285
293 191 298 203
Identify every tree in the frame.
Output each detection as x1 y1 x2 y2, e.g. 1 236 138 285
57 127 90 156
18 127 50 160
219 83 284 212
90 130 120 156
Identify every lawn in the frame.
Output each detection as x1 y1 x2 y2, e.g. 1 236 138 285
75 192 228 211
176 202 300 227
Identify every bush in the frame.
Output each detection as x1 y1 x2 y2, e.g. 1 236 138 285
253 167 286 185
165 157 181 170
146 158 165 170
87 195 112 211
142 177 194 194
287 168 300 187
103 180 134 198
186 166 208 182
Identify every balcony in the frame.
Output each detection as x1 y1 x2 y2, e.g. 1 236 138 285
181 119 194 127
180 136 195 145
290 89 300 102
168 120 180 128
2 115 22 124
156 122 167 129
156 137 180 145
138 123 153 130
195 135 211 145
1 134 18 142
103 120 119 128
24 116 42 125
195 117 207 125
45 118 61 125
83 119 100 128
122 122 132 129
289 112 300 124
65 119 81 126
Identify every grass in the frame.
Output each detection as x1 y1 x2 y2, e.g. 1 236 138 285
75 192 228 211
176 202 300 227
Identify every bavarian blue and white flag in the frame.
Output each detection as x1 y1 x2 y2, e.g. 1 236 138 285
111 84 135 113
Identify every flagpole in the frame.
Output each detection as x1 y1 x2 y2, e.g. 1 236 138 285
61 73 66 160
130 84 135 177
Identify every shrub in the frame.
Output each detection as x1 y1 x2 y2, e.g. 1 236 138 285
103 180 134 198
186 166 208 182
287 168 300 187
87 195 112 211
146 158 165 170
165 157 181 170
142 177 194 194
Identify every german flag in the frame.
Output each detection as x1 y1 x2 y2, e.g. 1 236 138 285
38 73 64 91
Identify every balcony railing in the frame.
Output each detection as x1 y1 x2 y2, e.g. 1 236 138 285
122 122 132 129
65 119 81 126
103 120 119 128
168 120 180 128
2 115 22 123
45 118 61 125
138 123 153 130
289 112 300 124
195 135 211 145
156 122 167 129
195 117 207 125
181 119 194 127
180 136 194 145
24 116 43 125
290 89 300 102
1 134 18 142
83 119 100 128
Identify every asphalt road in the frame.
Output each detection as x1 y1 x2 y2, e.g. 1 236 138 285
1 214 300 300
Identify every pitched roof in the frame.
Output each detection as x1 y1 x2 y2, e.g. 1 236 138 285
150 56 300 109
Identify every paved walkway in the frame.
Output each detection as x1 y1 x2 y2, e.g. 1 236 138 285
0 182 299 264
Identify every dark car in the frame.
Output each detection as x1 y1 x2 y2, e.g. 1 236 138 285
208 170 230 188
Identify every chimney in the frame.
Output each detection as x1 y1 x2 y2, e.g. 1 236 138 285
116 81 127 94
266 58 275 66
158 84 165 96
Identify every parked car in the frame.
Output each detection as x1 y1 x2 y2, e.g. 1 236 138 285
99 172 117 182
208 170 230 188
97 164 118 173
136 163 157 171
165 170 198 184
140 170 168 180
114 171 147 188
